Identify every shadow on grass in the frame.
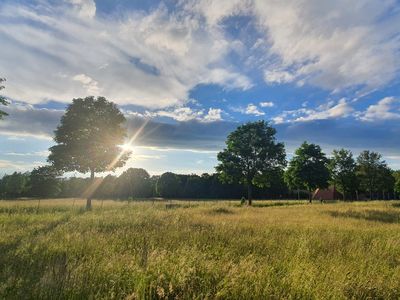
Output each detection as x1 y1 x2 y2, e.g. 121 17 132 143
391 203 400 208
207 207 234 215
249 201 306 208
328 209 400 223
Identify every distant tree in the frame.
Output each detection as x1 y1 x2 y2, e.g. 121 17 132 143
328 149 358 200
183 175 204 198
30 166 61 198
216 121 286 205
286 142 330 202
48 96 130 209
393 171 400 199
0 172 30 199
0 78 9 120
117 168 152 199
356 151 387 200
95 175 117 199
59 177 89 198
376 166 395 200
156 172 181 198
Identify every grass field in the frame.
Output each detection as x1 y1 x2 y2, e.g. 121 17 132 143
1 199 400 299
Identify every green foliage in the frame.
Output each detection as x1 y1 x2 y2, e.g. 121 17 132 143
117 168 152 199
48 96 129 174
0 200 400 299
356 151 393 199
285 142 330 200
29 165 61 198
156 172 182 198
216 121 286 202
0 172 30 199
328 149 358 200
0 78 9 120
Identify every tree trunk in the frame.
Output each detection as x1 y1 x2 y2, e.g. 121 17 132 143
247 184 253 206
86 169 95 210
309 188 312 203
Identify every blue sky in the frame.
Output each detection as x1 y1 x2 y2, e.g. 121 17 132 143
1 0 400 176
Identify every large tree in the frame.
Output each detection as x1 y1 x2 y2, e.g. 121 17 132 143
286 142 330 202
0 78 9 120
216 121 286 205
328 149 358 200
48 96 130 209
356 150 387 200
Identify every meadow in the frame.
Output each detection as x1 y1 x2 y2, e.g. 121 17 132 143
1 199 400 299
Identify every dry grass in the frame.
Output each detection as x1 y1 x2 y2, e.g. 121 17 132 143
1 199 400 299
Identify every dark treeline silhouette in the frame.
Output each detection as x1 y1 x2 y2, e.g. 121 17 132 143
1 155 399 201
0 168 288 200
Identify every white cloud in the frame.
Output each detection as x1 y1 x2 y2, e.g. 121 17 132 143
264 70 295 84
254 0 400 91
245 104 265 116
358 97 400 122
259 101 274 107
273 98 353 123
203 108 223 122
72 74 101 95
147 106 223 122
231 103 265 116
0 1 251 108
68 0 96 18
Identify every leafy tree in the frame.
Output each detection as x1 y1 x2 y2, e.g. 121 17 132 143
216 121 286 205
0 78 9 120
328 149 358 200
393 170 400 199
30 166 61 198
286 142 330 202
376 166 395 199
156 172 182 198
0 172 30 199
117 168 152 199
95 175 118 199
183 175 204 198
356 151 387 200
48 96 130 209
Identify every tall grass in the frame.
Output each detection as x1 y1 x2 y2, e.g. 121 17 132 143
1 199 400 299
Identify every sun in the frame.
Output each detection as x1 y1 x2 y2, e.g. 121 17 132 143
119 142 134 152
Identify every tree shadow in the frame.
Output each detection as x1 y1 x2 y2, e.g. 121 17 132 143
328 209 400 223
391 203 400 208
251 201 305 208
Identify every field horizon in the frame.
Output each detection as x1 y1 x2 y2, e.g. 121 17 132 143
1 199 399 299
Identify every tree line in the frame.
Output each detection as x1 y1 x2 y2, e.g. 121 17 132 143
0 148 399 202
1 94 400 205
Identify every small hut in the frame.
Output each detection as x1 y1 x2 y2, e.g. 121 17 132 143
313 186 343 201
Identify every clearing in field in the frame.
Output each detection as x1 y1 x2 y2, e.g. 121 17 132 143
1 199 400 299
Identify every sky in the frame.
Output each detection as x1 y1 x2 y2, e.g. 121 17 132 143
1 0 400 176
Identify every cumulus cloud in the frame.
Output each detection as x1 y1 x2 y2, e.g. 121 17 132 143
253 0 400 91
231 103 265 116
357 97 400 122
273 98 354 123
0 1 251 108
259 101 274 107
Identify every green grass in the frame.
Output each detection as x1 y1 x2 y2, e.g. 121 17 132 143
1 199 400 299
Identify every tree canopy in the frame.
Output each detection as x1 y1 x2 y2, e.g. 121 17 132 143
30 166 61 198
48 96 130 209
356 151 389 200
216 121 286 205
328 149 358 200
285 142 330 202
